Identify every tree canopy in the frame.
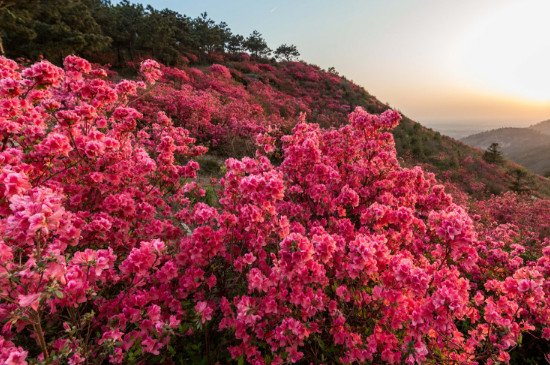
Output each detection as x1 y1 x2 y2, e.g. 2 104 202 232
0 1 295 66
482 142 503 165
244 30 271 58
274 43 300 61
1 0 110 62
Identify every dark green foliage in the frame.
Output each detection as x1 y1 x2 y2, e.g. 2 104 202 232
0 1 289 66
482 142 503 165
509 332 550 365
90 0 144 64
191 12 232 56
2 0 110 62
244 30 271 59
0 0 38 55
197 157 221 175
226 34 245 54
139 7 192 64
203 186 217 207
274 43 300 61
509 167 531 194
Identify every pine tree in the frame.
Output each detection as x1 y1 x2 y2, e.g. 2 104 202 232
483 142 503 164
192 12 222 55
0 0 38 56
3 0 110 62
97 0 145 65
227 34 244 54
244 30 271 58
274 43 300 61
509 167 530 194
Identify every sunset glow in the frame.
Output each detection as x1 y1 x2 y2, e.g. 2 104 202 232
117 0 550 126
457 0 550 102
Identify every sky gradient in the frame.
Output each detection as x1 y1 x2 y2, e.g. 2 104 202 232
121 0 550 129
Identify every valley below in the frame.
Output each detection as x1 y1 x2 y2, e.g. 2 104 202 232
461 120 550 175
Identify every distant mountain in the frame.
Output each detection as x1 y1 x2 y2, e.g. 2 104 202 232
530 119 550 135
461 123 550 175
462 127 549 156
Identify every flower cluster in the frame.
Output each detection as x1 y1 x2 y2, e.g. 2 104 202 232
0 56 204 363
1 55 550 364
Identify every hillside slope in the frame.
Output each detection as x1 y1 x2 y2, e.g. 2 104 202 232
3 0 549 198
462 127 549 156
4 54 550 365
4 2 550 363
530 119 550 135
134 56 550 199
462 125 550 175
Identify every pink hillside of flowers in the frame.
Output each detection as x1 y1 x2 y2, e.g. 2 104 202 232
0 56 549 364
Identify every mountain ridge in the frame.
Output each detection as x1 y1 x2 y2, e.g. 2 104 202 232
461 121 550 175
530 119 550 135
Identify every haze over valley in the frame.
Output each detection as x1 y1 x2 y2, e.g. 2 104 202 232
421 120 530 139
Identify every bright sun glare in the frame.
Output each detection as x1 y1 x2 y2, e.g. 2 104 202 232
458 0 550 102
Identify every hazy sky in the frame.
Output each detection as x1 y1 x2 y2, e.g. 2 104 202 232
124 0 550 127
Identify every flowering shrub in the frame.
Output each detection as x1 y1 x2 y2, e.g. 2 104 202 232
0 56 206 363
1 55 550 364
475 191 550 237
209 64 232 79
135 63 307 156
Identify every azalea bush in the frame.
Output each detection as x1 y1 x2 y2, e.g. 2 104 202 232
0 56 206 363
1 55 550 364
134 62 306 156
